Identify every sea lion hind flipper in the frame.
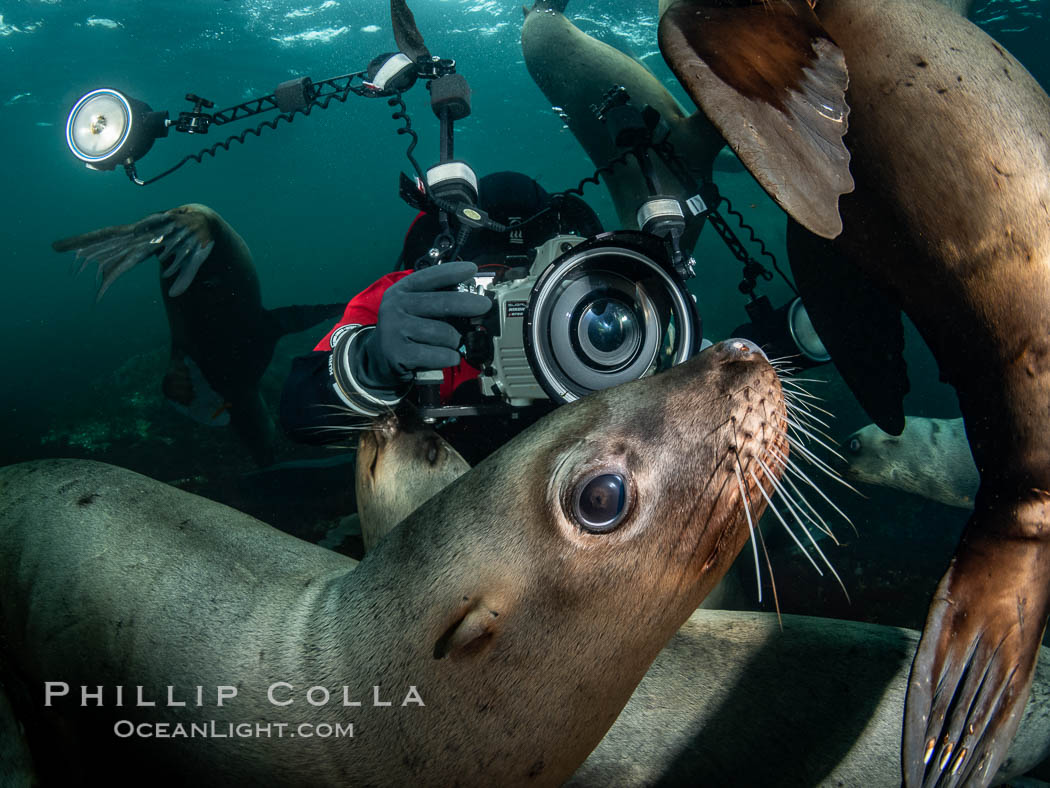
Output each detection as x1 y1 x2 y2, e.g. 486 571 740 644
904 513 1050 787
163 355 230 427
658 0 852 239
787 219 908 435
264 303 346 340
228 390 275 467
52 212 177 300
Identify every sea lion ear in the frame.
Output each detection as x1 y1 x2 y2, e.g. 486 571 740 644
433 600 503 660
658 0 853 239
787 219 908 436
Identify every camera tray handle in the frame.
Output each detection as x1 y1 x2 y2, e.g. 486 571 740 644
414 368 446 418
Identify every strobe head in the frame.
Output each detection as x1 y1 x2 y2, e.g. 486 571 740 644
364 52 418 93
733 295 831 368
525 232 700 404
426 161 479 209
65 88 169 170
636 198 686 240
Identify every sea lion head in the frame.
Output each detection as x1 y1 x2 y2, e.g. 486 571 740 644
356 410 471 550
362 336 787 665
841 417 978 509
346 339 788 783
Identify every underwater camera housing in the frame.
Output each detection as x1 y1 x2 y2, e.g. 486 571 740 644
416 230 700 419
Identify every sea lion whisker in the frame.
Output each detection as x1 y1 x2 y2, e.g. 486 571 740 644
781 386 831 410
741 452 784 621
776 427 860 495
786 412 838 446
733 459 764 604
770 445 856 532
678 471 734 589
784 440 861 505
766 453 840 543
786 395 836 421
306 425 373 433
749 467 824 577
783 417 850 464
756 457 850 599
307 402 376 416
781 390 817 413
783 397 833 431
779 385 829 405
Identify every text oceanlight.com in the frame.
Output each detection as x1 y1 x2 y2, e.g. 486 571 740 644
113 721 355 739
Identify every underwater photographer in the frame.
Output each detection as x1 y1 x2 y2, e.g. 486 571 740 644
279 171 608 464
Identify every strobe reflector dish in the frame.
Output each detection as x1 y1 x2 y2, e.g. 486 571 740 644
65 88 168 170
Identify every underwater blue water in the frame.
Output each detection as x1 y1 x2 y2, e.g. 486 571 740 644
0 0 1047 625
0 0 784 463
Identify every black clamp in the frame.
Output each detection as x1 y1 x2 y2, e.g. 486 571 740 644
175 94 214 134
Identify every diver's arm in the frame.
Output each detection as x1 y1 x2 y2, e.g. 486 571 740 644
281 262 490 443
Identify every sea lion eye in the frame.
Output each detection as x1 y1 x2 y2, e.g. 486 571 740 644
848 437 862 453
573 473 629 533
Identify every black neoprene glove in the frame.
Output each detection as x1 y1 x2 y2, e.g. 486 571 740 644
352 261 492 395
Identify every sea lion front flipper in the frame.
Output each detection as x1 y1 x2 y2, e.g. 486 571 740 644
52 209 215 299
904 514 1050 787
787 219 907 435
228 390 275 467
658 0 852 239
390 0 430 61
53 212 175 300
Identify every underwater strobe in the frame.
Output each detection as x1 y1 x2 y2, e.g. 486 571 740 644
65 89 170 171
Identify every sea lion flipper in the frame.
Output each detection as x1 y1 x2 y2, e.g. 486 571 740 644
163 355 230 427
390 0 430 60
904 521 1050 786
52 212 177 300
658 0 852 239
166 240 214 298
787 219 907 434
265 303 346 340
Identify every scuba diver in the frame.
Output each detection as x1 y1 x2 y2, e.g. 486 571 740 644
280 170 604 464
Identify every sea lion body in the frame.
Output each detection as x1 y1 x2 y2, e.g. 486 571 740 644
521 1 722 236
792 5 1050 782
52 204 343 466
572 610 1050 786
0 340 786 785
659 0 1050 781
843 417 978 509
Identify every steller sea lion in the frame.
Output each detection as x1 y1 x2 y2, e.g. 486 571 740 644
521 0 723 246
52 204 344 467
0 339 787 786
658 0 1050 783
355 410 470 552
843 417 978 509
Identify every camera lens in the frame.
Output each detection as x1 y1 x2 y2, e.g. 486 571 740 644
575 297 643 369
525 236 700 403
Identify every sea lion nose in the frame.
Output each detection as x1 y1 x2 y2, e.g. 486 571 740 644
722 338 768 362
